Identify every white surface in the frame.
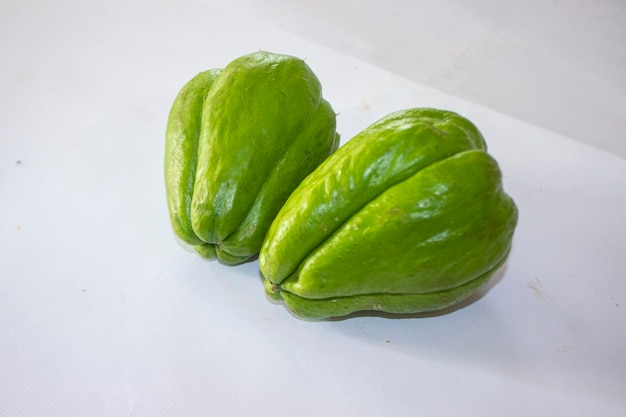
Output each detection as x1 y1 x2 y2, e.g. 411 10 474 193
206 0 626 159
1 0 625 416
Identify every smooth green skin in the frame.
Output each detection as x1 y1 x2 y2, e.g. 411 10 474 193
259 109 518 319
164 51 338 265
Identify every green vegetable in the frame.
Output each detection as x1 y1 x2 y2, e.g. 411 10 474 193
164 51 339 264
259 108 518 319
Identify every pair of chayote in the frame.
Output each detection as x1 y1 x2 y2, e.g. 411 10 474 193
164 50 518 320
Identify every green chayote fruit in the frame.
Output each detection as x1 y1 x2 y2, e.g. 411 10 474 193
259 108 518 319
165 51 339 265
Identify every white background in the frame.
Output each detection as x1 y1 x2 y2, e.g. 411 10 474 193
210 0 626 159
2 0 625 416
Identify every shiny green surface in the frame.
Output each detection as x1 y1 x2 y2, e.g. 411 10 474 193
260 108 518 319
164 51 338 264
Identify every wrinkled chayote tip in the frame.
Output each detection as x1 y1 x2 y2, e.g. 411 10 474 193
194 242 256 266
263 279 284 301
216 246 255 266
193 244 217 260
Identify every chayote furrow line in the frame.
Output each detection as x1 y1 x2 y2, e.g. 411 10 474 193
164 51 338 265
259 108 518 320
271 254 507 320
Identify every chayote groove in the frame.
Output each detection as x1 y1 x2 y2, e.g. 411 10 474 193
259 108 518 320
164 51 339 265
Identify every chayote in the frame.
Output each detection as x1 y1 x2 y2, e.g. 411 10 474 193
164 51 339 265
259 108 518 319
